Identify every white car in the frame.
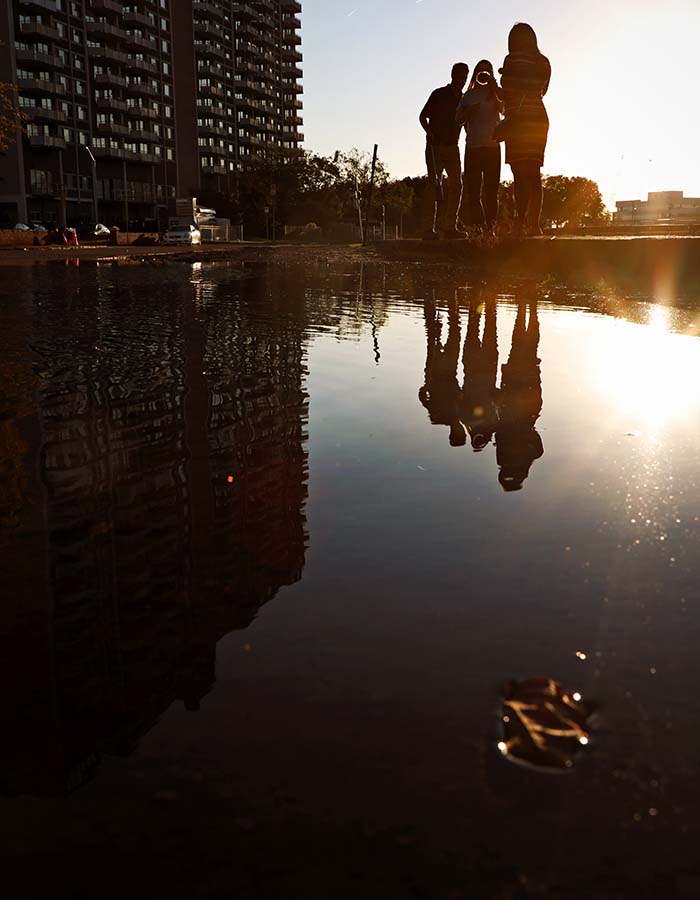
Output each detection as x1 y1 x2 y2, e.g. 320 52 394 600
163 224 201 245
14 223 30 231
94 223 110 236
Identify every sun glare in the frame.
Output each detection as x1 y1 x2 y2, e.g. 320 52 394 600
593 307 700 437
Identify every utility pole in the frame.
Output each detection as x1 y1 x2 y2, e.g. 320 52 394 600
362 144 378 247
122 160 129 236
85 146 99 224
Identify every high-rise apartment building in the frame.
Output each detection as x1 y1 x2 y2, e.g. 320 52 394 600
0 0 303 228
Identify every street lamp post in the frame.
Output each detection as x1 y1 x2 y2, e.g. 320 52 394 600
85 146 99 224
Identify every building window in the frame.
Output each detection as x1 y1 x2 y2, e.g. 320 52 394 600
30 169 52 194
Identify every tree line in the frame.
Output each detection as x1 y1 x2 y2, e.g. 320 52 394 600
210 150 610 237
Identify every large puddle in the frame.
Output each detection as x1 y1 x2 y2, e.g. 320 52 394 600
2 261 700 898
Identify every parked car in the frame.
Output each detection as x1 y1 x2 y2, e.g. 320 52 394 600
14 223 30 231
162 224 202 246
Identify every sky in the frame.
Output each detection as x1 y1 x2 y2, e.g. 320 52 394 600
300 0 700 209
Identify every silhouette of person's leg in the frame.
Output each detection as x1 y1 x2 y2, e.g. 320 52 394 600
483 148 501 228
528 172 544 234
443 146 463 232
483 296 498 380
512 164 529 232
423 146 440 235
525 298 540 359
464 149 485 227
511 300 527 354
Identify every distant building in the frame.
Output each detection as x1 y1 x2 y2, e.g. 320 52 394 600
0 0 303 229
614 191 700 226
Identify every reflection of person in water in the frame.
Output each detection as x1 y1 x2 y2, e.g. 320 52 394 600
495 298 543 490
419 297 465 446
460 293 499 451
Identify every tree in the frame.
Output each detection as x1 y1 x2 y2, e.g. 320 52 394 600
541 176 610 229
0 82 25 152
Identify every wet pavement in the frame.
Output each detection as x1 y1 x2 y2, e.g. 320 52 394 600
2 260 700 899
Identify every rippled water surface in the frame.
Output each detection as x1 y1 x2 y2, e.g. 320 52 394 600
2 260 700 899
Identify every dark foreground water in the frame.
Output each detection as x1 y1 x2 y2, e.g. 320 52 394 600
2 260 700 899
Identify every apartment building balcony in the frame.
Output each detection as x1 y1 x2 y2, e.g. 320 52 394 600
22 0 60 12
97 122 131 137
199 84 225 98
24 106 67 123
194 42 225 60
193 21 224 39
231 4 257 18
199 123 228 137
93 146 139 161
203 143 228 157
282 0 302 11
139 152 161 164
198 64 226 78
235 94 263 111
282 48 303 62
15 48 64 68
17 77 65 96
89 45 129 65
96 97 129 112
122 10 154 28
125 33 159 52
127 81 160 98
19 21 61 41
128 128 160 142
91 0 122 13
193 0 225 19
282 30 302 45
201 164 227 175
128 57 159 75
86 21 129 42
29 134 67 149
126 105 158 120
282 64 303 79
94 73 127 88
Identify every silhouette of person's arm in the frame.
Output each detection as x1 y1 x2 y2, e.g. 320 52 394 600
420 91 437 141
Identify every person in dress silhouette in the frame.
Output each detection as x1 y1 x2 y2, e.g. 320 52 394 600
495 296 543 490
419 295 465 446
499 23 551 235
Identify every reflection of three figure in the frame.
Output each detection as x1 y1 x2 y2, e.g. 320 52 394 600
419 297 543 492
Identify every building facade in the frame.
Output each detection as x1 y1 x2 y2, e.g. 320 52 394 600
0 0 303 229
615 191 700 226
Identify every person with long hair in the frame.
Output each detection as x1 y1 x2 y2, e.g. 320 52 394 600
456 60 503 233
499 23 551 235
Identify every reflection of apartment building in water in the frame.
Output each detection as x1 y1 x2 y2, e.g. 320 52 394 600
614 191 700 226
0 0 303 228
0 266 308 796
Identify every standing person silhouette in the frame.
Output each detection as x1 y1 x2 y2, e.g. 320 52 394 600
456 61 503 234
495 296 543 491
419 295 465 446
419 63 470 240
499 23 551 236
461 290 499 451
